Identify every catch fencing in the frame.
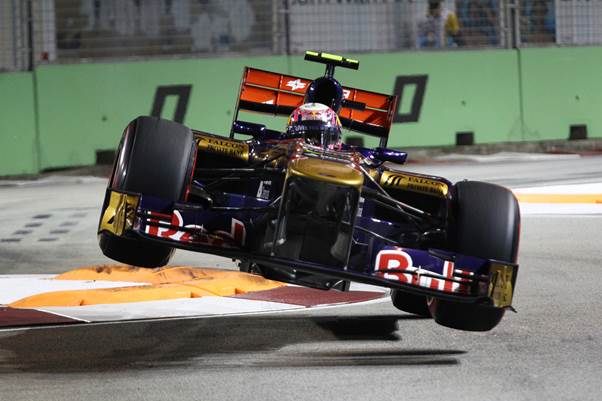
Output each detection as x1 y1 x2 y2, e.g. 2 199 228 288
1 0 601 72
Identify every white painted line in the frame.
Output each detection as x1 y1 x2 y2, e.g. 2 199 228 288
435 152 580 163
519 203 602 215
349 282 390 293
514 182 602 194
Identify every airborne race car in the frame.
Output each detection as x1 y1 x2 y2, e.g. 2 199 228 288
98 51 520 331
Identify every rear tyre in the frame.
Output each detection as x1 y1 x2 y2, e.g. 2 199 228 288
428 181 520 331
99 116 196 267
390 290 431 317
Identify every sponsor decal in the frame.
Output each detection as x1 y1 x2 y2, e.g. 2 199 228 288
374 248 470 294
374 248 415 282
197 135 249 161
414 262 473 294
343 89 351 99
286 79 307 91
145 210 246 248
438 261 455 292
453 267 474 294
380 171 448 198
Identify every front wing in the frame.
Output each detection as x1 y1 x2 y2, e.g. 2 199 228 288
99 189 518 308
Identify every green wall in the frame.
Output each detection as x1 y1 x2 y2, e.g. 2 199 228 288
34 49 524 165
1 47 601 175
520 47 602 141
0 72 38 175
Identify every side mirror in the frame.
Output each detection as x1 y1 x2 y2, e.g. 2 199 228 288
353 147 407 165
374 147 407 164
232 121 282 141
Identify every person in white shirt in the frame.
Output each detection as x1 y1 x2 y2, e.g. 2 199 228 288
417 0 461 48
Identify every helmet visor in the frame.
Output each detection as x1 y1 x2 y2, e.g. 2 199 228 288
287 120 340 149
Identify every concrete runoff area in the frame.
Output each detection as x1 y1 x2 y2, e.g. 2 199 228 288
0 155 601 401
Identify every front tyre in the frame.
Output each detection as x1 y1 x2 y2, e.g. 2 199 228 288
390 290 431 317
99 233 174 268
428 181 520 331
98 116 196 267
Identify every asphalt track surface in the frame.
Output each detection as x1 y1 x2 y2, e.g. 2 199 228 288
1 155 601 401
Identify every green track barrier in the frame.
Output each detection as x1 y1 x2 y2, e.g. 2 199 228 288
0 72 37 175
520 47 602 141
1 46 601 175
34 50 522 169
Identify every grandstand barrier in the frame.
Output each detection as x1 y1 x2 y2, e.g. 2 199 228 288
1 47 601 175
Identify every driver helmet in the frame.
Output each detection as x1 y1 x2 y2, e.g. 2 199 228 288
286 103 342 150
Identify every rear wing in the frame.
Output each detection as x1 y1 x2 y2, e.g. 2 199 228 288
232 67 398 142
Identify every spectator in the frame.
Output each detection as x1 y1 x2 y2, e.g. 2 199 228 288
457 0 499 47
522 0 555 43
417 0 461 48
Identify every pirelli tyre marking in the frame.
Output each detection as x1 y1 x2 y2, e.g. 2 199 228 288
380 171 448 198
197 135 249 161
99 191 140 236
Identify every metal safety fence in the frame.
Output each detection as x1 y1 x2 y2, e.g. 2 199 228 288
1 0 601 72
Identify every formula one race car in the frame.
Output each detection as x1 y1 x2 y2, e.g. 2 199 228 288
98 51 520 331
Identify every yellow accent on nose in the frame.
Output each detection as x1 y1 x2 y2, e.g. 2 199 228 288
288 157 364 188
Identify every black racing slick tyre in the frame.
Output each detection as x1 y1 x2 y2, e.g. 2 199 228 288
99 116 196 267
428 181 520 332
390 290 431 317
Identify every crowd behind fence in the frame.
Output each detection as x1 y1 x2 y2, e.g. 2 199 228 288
1 0 601 72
